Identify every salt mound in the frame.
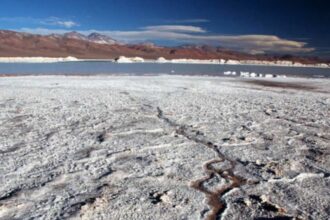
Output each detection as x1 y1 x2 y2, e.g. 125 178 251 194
240 71 250 77
250 72 257 77
115 56 133 63
156 57 168 63
131 57 145 62
0 56 79 63
226 60 240 65
63 56 79 62
115 56 144 63
170 59 220 64
224 71 237 76
265 74 276 78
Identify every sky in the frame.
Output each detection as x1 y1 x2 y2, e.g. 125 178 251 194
0 0 329 57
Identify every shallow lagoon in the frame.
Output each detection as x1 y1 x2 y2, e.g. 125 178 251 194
0 62 330 77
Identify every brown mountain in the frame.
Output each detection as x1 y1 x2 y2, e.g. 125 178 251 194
0 30 327 64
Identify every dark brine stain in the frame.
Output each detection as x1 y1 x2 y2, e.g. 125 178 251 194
243 80 318 91
156 107 250 220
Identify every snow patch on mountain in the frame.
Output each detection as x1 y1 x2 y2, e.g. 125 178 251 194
63 32 118 45
63 31 88 41
87 33 118 45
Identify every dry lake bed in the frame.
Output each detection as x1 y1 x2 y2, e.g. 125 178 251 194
0 75 329 220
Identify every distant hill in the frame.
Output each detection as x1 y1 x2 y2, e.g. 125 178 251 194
0 30 328 64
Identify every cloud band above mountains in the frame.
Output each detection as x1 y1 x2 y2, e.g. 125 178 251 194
19 25 314 54
143 25 206 33
0 17 78 28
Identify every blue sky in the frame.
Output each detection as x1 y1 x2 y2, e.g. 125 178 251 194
1 0 329 57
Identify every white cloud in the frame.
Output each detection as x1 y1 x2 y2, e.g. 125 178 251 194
143 25 206 33
163 19 210 24
18 26 314 54
50 20 77 28
194 35 314 53
0 16 78 28
41 17 79 28
19 28 68 35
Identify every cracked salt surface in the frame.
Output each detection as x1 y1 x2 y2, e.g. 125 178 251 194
0 75 329 220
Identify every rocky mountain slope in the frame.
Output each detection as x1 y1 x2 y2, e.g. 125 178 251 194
0 30 327 64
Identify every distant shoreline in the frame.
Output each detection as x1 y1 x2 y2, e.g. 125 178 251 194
0 56 329 68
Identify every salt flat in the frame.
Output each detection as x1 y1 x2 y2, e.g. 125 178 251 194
0 75 329 220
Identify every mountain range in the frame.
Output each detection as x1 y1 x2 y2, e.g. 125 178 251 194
0 30 328 64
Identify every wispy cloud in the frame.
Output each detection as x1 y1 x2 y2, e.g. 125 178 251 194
18 25 314 54
0 16 78 28
41 17 79 28
143 25 206 33
163 19 210 24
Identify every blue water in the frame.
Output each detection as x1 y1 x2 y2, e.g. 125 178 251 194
0 62 329 78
